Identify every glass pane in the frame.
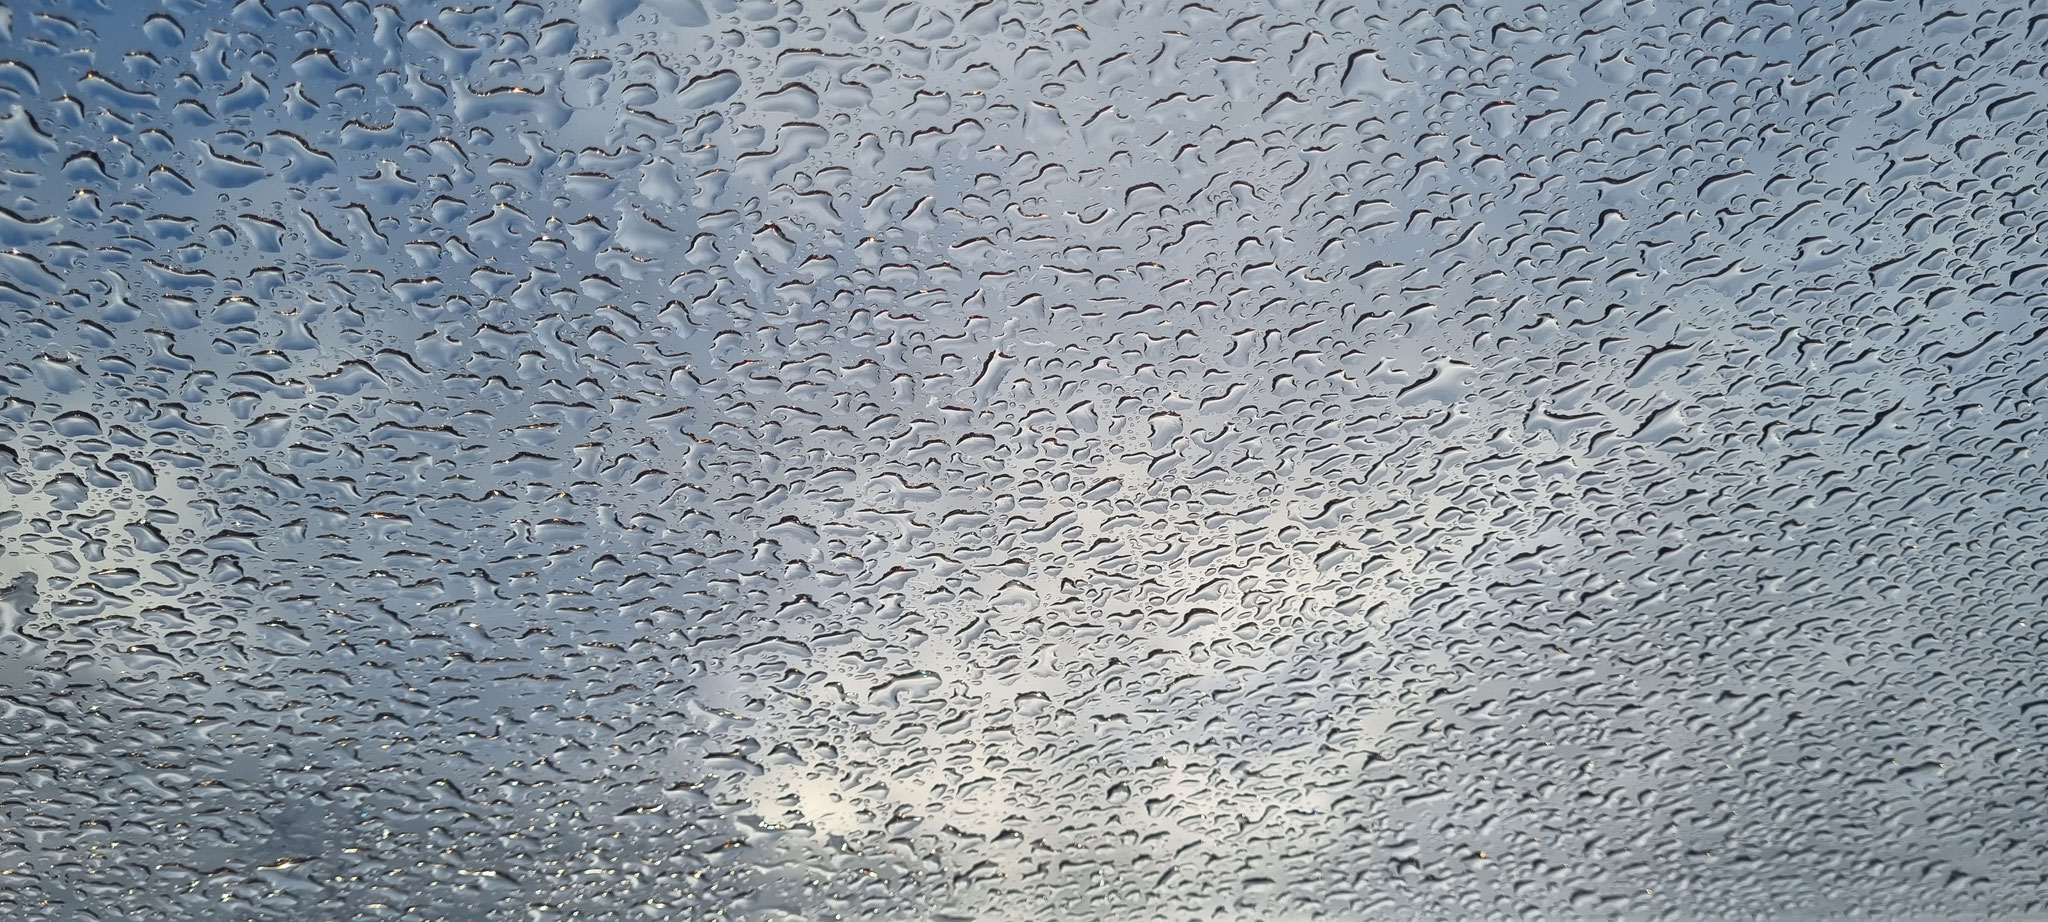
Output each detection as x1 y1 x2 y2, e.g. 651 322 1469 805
2 0 2043 919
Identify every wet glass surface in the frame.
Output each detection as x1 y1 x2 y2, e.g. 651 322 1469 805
2 0 2047 919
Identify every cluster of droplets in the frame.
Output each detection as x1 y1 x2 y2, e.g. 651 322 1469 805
2 0 2047 919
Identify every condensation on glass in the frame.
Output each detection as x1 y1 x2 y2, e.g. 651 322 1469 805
1 0 2044 919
